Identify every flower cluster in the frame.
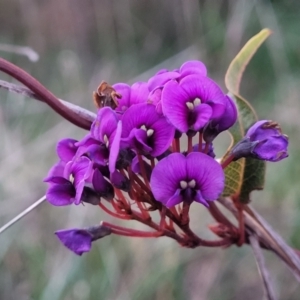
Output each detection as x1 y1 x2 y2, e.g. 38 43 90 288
45 60 289 255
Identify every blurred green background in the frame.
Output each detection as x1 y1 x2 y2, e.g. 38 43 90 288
1 0 300 299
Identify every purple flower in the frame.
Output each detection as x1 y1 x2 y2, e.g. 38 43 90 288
231 120 289 162
148 61 208 114
161 75 226 133
150 152 224 207
121 103 175 157
203 95 238 142
113 82 149 112
45 157 93 206
76 135 109 167
55 224 111 255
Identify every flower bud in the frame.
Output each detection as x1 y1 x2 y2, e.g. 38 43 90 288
231 120 288 162
55 224 111 255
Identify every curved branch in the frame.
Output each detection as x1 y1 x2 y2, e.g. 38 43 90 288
0 57 93 130
0 79 96 123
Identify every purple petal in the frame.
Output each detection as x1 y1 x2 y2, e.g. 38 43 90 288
56 139 78 162
246 120 280 141
46 179 75 206
44 160 66 181
179 60 207 78
150 153 187 206
166 189 183 207
91 107 118 142
113 83 131 111
109 121 122 173
186 152 224 201
161 80 190 132
150 117 175 156
194 190 209 207
92 169 114 200
110 170 130 192
148 71 180 91
71 157 93 204
253 136 289 162
55 229 92 255
130 82 149 105
192 103 213 131
217 95 237 131
179 75 226 119
121 103 160 137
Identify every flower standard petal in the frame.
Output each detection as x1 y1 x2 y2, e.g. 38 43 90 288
179 60 207 78
148 71 180 91
150 153 187 206
161 80 190 132
186 152 225 201
121 103 159 137
150 117 175 156
91 107 118 143
130 82 149 105
56 138 78 162
180 75 226 120
113 83 131 111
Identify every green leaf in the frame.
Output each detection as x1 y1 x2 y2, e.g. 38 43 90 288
225 28 272 95
222 29 271 203
222 95 266 203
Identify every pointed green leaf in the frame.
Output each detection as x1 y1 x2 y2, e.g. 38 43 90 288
222 29 271 203
225 28 272 95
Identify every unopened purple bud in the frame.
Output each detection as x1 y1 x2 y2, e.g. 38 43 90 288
81 187 101 205
110 170 130 192
231 120 289 162
55 224 111 256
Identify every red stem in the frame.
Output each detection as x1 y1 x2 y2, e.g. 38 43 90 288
0 58 92 130
98 202 130 220
175 137 180 152
221 154 235 169
198 132 203 152
187 135 193 153
137 153 151 189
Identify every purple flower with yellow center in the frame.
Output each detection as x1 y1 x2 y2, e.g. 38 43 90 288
113 82 149 112
150 152 225 207
55 224 111 256
121 103 175 157
45 156 93 206
231 120 289 162
161 74 226 133
148 61 208 114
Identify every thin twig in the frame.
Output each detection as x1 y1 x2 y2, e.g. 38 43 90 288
249 233 277 300
0 195 46 234
0 58 93 129
218 197 300 281
0 79 96 123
